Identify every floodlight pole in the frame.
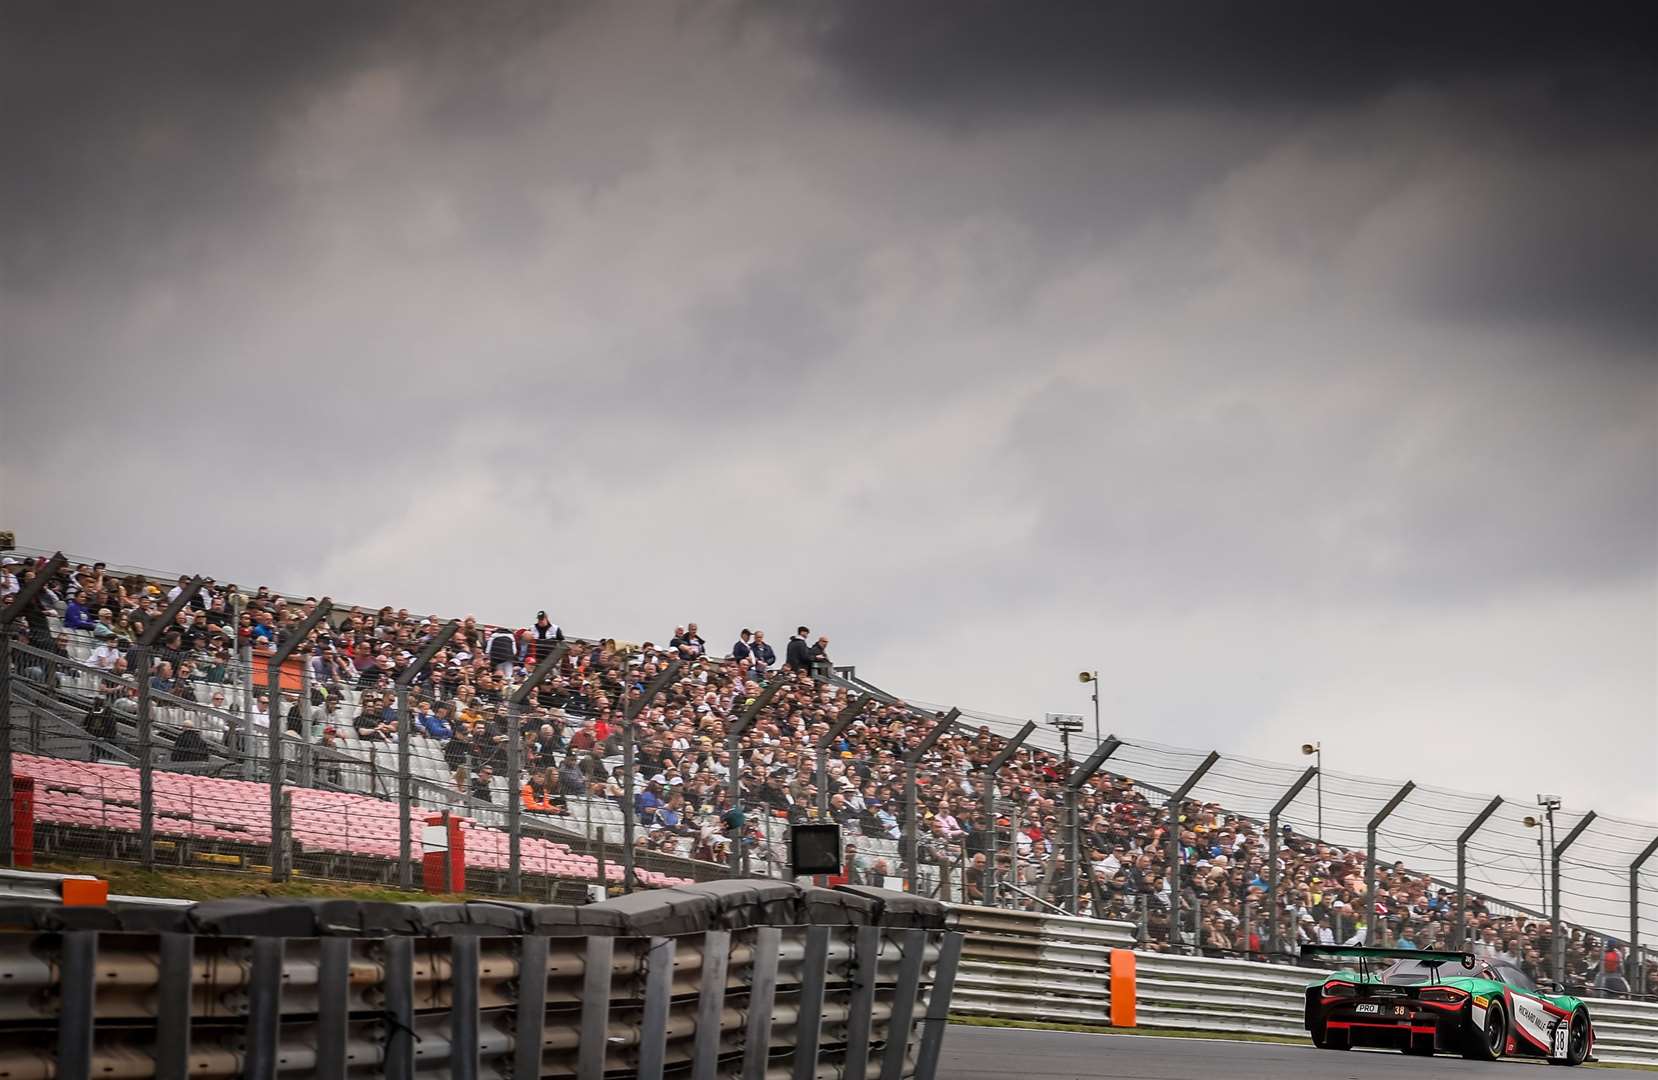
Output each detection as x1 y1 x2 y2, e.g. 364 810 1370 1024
506 642 567 895
395 620 458 889
265 600 331 882
1166 751 1219 951
1364 781 1415 946
135 576 204 871
621 660 681 894
1265 766 1318 958
816 696 870 815
1064 735 1122 916
728 673 788 875
1455 796 1504 950
1632 836 1658 993
1552 811 1597 984
981 721 1037 907
0 552 66 867
903 708 959 893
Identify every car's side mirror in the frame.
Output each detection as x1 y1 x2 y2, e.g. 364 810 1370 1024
1538 978 1561 994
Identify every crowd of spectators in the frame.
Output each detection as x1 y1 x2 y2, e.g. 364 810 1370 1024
3 552 1651 997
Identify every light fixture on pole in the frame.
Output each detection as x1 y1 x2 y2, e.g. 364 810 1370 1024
1523 814 1548 913
1301 742 1322 840
1077 671 1101 746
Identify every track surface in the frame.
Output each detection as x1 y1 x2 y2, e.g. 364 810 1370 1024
937 1024 1650 1079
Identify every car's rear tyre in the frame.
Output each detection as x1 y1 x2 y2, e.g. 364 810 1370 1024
1547 1009 1590 1067
1311 1021 1350 1051
1463 1001 1506 1061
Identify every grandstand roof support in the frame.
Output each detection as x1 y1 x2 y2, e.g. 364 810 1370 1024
904 708 961 895
1266 766 1319 958
1454 796 1504 951
266 599 332 883
396 620 459 889
1552 810 1597 984
622 660 683 894
0 552 67 867
506 643 568 895
1632 835 1658 982
727 673 792 876
135 575 205 872
1364 781 1416 946
1166 751 1220 950
816 696 870 815
980 721 1039 907
1062 736 1121 915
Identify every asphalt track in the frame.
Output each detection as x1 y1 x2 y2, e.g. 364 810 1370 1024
936 1024 1652 1079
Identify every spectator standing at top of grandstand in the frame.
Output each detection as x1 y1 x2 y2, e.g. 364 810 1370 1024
487 626 517 677
528 610 563 663
786 627 814 671
672 622 706 659
750 629 775 668
811 635 830 672
731 629 753 661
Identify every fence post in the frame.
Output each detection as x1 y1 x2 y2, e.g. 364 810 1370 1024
298 662 314 789
1364 781 1415 945
395 620 457 889
1552 811 1597 984
135 576 203 871
238 641 255 778
1064 735 1122 917
981 721 1037 906
0 552 65 867
1455 796 1504 949
903 708 959 893
1633 835 1658 989
506 642 568 895
1266 765 1317 958
266 600 330 883
623 660 682 893
728 674 789 875
816 695 870 816
1166 751 1220 952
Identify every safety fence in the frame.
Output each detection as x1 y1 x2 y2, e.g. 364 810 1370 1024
0 879 963 1080
942 903 1658 1066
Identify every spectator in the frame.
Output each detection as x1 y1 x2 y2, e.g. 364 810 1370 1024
786 627 814 671
750 630 776 668
731 628 753 661
528 610 564 664
487 626 517 677
471 764 496 803
522 772 557 813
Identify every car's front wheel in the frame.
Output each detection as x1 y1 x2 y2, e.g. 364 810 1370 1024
1463 1001 1507 1061
1547 1009 1590 1067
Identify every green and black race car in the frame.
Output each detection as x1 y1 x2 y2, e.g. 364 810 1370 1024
1302 946 1594 1065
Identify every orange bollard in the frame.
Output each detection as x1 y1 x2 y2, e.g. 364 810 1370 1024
60 878 108 906
1109 948 1136 1027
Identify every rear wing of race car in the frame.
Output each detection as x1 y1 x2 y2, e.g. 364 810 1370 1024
1302 946 1478 979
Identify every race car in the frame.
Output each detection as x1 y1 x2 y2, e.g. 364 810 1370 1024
1302 946 1594 1065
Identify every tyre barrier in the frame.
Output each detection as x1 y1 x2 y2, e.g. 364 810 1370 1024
0 880 963 1079
943 904 1658 1065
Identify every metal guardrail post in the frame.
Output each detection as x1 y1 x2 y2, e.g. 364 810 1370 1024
816 696 869 816
507 643 568 895
639 936 677 1080
245 936 284 1080
625 661 682 892
395 620 457 889
742 926 782 1080
913 932 964 1080
1633 835 1658 988
60 928 97 1080
0 551 65 867
1166 750 1220 951
692 930 731 1080
136 575 204 870
266 600 331 883
1552 811 1597 984
880 928 928 1080
383 936 415 1080
451 936 481 1080
1266 765 1317 958
316 937 351 1080
729 675 788 875
155 932 194 1080
514 935 550 1079
843 924 880 1079
904 708 959 892
1455 796 1504 949
981 721 1036 907
1364 781 1415 945
578 936 615 1080
791 927 831 1080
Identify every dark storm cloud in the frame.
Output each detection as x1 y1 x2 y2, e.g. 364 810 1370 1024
790 1 1656 118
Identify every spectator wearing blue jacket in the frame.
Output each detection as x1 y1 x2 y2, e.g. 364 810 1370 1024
421 701 454 741
64 592 97 630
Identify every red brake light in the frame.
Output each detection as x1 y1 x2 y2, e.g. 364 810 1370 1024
1323 981 1355 997
1419 987 1468 1005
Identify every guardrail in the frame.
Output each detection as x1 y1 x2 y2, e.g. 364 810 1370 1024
944 903 1658 1066
0 881 963 1080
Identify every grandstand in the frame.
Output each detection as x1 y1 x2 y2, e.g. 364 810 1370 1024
1 545 1653 1000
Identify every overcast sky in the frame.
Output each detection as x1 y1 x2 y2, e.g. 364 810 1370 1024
4 2 1654 826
